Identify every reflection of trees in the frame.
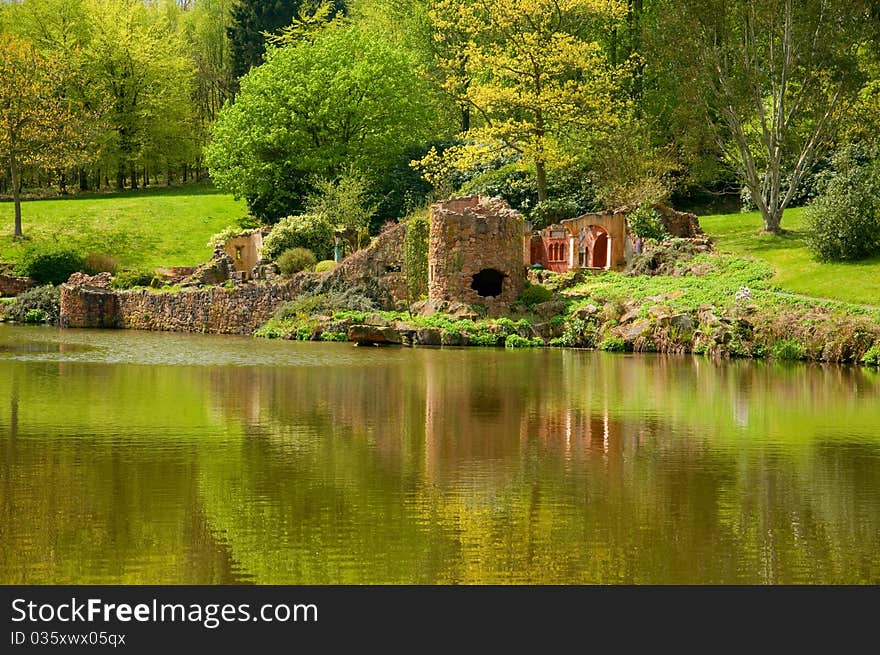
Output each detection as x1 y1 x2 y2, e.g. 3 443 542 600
2 339 879 583
196 348 880 583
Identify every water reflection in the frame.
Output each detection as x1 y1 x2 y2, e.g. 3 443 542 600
0 325 878 583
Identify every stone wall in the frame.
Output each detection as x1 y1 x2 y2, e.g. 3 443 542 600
429 196 526 309
322 222 408 309
223 231 263 279
61 272 310 334
654 204 704 238
0 273 35 297
116 277 308 334
59 273 119 328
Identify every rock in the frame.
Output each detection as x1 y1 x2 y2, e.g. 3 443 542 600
573 304 599 319
666 313 696 333
647 305 670 320
415 328 442 346
181 253 233 287
447 302 479 320
533 300 568 318
365 313 390 327
66 272 113 289
347 324 402 345
440 330 465 346
622 318 652 342
620 309 641 324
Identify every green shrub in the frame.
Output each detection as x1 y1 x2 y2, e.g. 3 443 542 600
561 318 599 347
84 252 119 275
860 345 880 367
529 198 580 229
319 331 348 342
495 317 517 334
24 308 48 324
505 334 541 348
805 147 880 261
598 335 626 352
277 248 317 276
16 246 85 285
262 213 334 261
314 260 339 273
111 269 155 289
468 331 501 347
6 285 60 324
627 203 668 241
518 283 554 307
771 339 806 361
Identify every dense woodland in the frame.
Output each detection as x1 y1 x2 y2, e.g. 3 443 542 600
1 0 879 250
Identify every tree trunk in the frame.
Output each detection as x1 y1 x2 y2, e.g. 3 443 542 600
536 161 548 204
79 168 89 192
11 154 22 238
116 166 125 191
130 166 138 190
143 167 148 189
761 205 783 233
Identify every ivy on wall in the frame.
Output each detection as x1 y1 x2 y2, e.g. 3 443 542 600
403 214 430 304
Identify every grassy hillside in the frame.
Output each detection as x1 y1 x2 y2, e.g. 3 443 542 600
0 185 247 271
700 207 880 307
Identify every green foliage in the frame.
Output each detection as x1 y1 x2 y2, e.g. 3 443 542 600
627 203 669 241
862 345 880 366
529 198 580 230
111 269 155 290
208 226 260 248
16 246 84 285
5 285 60 323
518 283 554 307
771 339 807 361
306 170 377 235
403 214 429 304
314 260 339 273
24 308 48 324
319 331 348 342
504 333 542 348
262 213 334 261
805 148 880 262
560 318 599 347
277 248 317 276
494 317 517 334
206 22 441 221
598 336 626 352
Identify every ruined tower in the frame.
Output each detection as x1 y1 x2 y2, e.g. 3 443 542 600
428 196 526 309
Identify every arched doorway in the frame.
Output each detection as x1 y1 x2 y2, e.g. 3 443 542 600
471 268 505 297
591 227 609 268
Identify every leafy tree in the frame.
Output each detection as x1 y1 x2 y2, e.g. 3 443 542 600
418 0 624 203
227 0 345 79
0 34 84 237
306 170 377 244
206 21 441 221
662 0 874 233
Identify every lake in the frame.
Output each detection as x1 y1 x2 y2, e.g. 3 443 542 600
1 324 878 584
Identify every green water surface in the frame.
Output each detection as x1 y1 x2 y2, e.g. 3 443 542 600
0 325 878 584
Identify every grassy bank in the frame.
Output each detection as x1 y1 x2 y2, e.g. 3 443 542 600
0 185 247 270
253 250 880 366
700 207 880 306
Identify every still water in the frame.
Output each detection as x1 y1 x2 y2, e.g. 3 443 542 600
0 324 878 584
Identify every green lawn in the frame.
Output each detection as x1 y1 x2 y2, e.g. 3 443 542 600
700 207 880 307
0 185 247 271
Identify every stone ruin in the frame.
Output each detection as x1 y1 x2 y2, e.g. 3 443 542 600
428 196 526 309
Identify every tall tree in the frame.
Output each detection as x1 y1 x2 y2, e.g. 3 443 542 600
668 0 873 232
206 21 440 221
0 34 83 237
227 0 345 79
420 0 624 203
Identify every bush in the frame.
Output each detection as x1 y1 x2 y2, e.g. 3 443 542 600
805 148 880 261
16 246 84 285
598 335 626 352
314 260 339 273
518 283 554 307
84 252 119 275
262 213 334 261
277 248 317 276
5 285 60 323
529 198 580 229
504 334 542 348
771 339 806 361
111 269 155 289
627 203 668 241
860 345 880 367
